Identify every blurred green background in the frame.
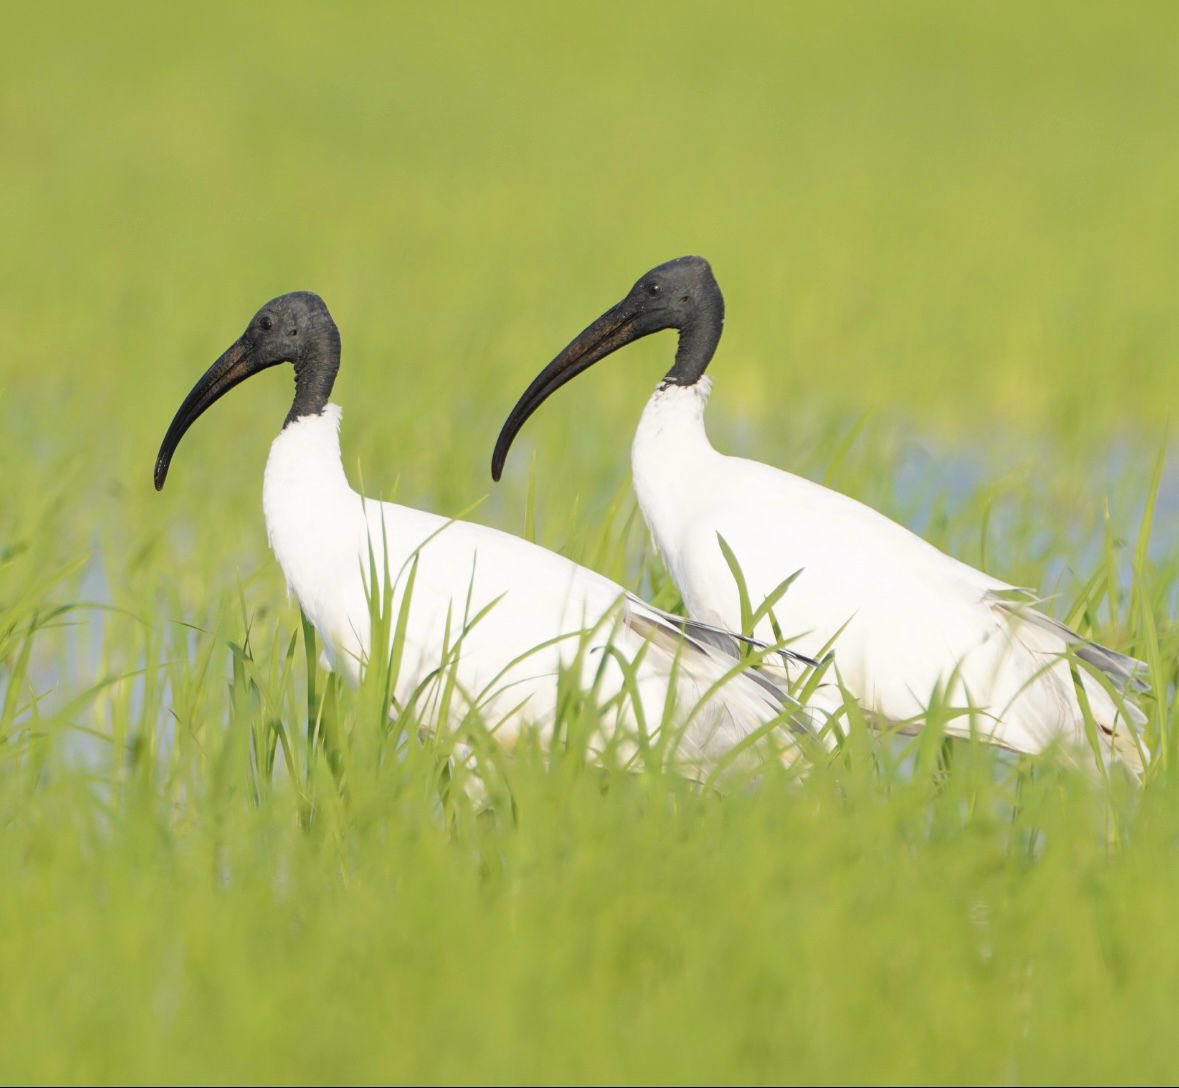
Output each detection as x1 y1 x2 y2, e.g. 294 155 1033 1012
3 1 1179 1082
5 1 1178 549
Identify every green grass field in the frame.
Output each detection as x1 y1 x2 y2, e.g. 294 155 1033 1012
4 1 1179 1081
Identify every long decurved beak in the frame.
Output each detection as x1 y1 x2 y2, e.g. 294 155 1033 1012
154 337 273 490
492 297 652 481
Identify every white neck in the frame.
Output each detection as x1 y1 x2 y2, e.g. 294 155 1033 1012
632 377 716 472
263 404 352 509
262 404 365 605
631 377 719 547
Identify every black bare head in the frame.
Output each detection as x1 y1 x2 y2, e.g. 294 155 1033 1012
153 291 341 490
491 256 724 481
623 256 725 375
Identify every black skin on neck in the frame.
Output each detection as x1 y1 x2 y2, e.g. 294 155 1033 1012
284 302 342 425
663 263 725 385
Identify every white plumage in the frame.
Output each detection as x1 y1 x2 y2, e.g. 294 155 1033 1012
631 379 1147 768
492 257 1149 772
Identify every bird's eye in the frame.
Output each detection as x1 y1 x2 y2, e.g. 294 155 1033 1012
259 314 274 332
645 281 661 297
287 326 298 337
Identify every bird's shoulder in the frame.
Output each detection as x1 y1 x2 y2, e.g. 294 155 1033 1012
677 453 1010 604
375 501 623 602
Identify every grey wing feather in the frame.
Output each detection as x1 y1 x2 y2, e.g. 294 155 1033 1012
985 589 1150 694
626 595 821 672
621 595 823 732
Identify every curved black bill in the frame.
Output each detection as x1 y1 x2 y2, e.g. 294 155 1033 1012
491 298 651 481
154 338 273 490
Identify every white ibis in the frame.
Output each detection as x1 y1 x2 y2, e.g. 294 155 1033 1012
154 291 822 781
491 257 1149 772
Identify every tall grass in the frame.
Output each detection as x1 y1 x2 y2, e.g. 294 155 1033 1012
3 0 1179 1081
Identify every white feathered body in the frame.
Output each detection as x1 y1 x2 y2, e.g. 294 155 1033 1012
261 405 803 775
631 379 1146 769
